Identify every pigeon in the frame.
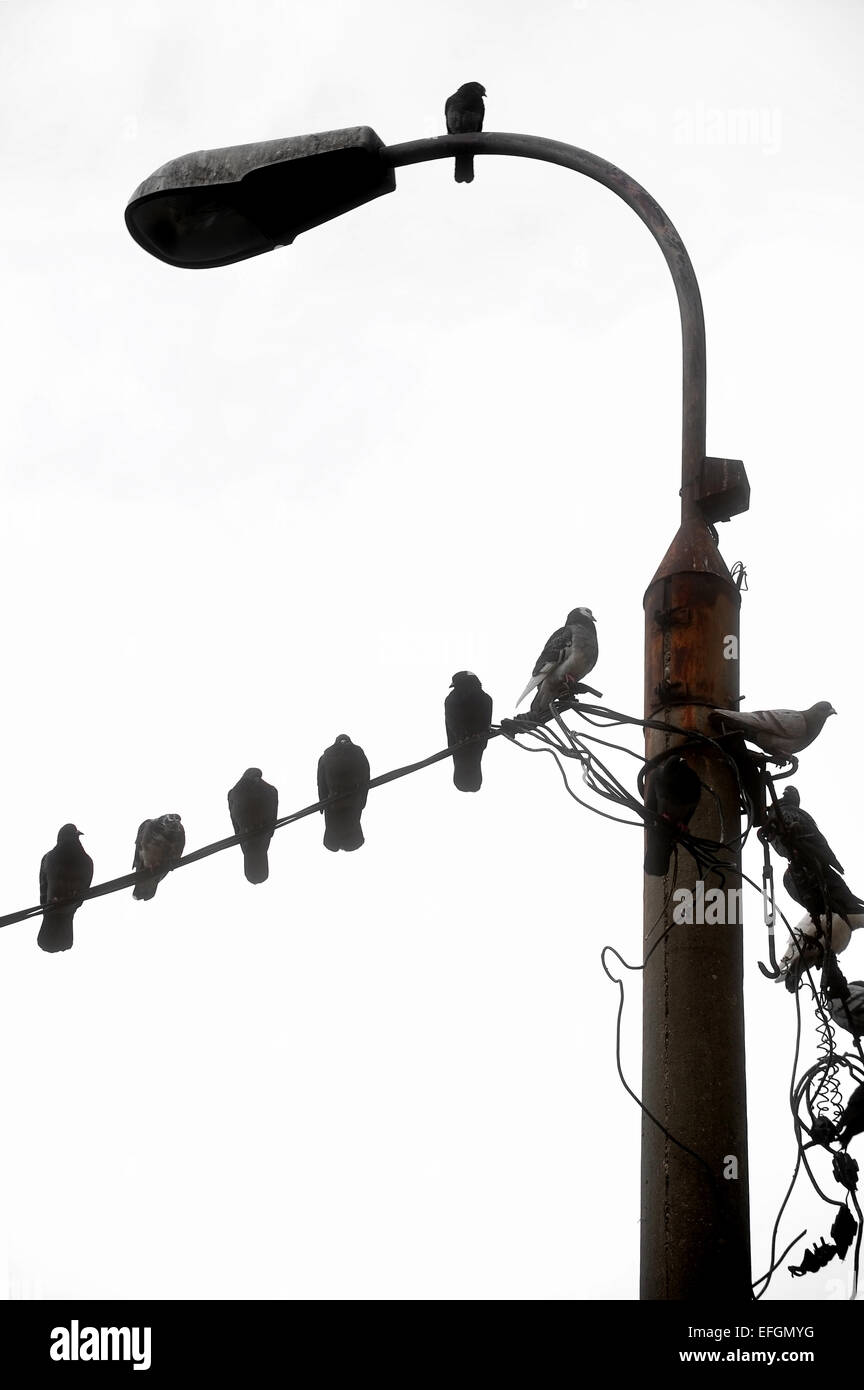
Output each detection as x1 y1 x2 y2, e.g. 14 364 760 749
837 1082 864 1149
444 81 486 184
317 735 370 852
762 786 843 871
133 813 185 900
517 607 599 714
643 755 702 876
775 912 857 991
38 823 94 954
444 672 493 793
709 701 836 761
830 981 864 1037
228 768 279 884
783 860 864 928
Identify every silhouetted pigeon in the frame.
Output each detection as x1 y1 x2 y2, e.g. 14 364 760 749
317 735 370 852
445 672 493 793
837 1082 864 1149
710 702 836 761
643 755 702 876
228 768 278 884
783 860 864 928
133 813 185 900
762 786 843 871
517 607 598 714
38 823 93 954
445 81 486 184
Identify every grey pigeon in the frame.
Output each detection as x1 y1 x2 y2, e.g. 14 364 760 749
445 672 493 793
444 81 486 184
783 860 864 928
317 735 370 852
517 607 598 714
837 1082 864 1149
643 755 702 876
38 823 93 954
762 786 843 871
133 813 185 900
710 701 836 761
228 768 279 884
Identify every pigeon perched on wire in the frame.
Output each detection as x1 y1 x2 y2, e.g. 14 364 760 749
516 607 598 715
837 1083 864 1150
444 672 493 793
643 755 702 876
317 735 370 852
228 768 279 884
709 701 836 761
133 813 185 900
444 81 486 184
783 860 864 928
38 824 94 954
761 786 844 871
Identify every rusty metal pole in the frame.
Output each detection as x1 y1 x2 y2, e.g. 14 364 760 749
642 520 750 1299
128 127 752 1297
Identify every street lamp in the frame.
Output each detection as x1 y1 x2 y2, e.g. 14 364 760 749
127 124 752 1299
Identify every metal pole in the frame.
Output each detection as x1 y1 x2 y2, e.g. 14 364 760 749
642 529 750 1299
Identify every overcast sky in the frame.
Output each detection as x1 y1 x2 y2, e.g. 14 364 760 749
1 0 863 1301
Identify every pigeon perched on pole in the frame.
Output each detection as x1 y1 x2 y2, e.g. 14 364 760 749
783 860 864 928
444 81 486 184
643 755 702 876
444 672 493 793
133 813 185 900
709 701 836 761
228 768 279 884
38 824 94 954
317 735 370 852
837 1082 864 1149
516 607 598 715
762 786 843 871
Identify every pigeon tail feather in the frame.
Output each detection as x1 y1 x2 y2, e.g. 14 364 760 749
38 908 75 953
516 674 543 707
324 810 365 852
133 876 160 901
241 838 270 885
644 830 675 877
452 749 483 793
454 153 474 183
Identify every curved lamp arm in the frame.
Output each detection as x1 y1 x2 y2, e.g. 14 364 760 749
127 125 730 524
382 133 706 523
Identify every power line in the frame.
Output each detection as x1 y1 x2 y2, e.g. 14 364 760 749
1 696 777 936
0 728 506 932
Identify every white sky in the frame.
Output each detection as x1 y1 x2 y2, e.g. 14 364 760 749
1 0 862 1300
